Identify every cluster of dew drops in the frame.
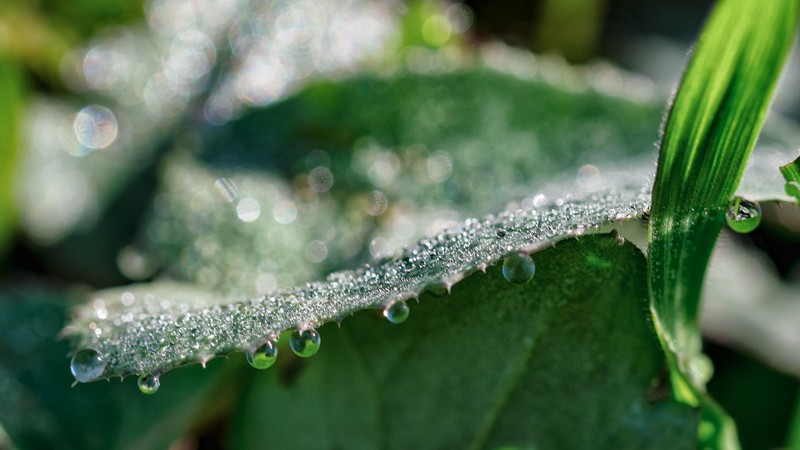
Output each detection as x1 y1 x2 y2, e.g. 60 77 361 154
69 193 769 394
69 234 539 394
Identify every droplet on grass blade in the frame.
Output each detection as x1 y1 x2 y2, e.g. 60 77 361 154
725 197 761 233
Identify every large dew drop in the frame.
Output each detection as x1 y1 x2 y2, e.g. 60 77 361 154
383 301 410 324
725 197 762 233
502 253 536 284
138 374 160 394
290 329 321 358
70 348 107 383
246 341 278 369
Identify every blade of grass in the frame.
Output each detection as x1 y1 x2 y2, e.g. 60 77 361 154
648 0 798 447
780 156 800 201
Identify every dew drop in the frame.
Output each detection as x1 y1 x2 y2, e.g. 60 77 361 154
138 374 160 394
290 329 321 358
70 348 106 383
246 341 278 369
785 180 800 198
502 253 536 284
383 301 410 324
725 197 762 233
496 229 506 238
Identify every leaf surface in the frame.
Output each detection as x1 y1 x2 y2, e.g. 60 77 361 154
231 235 696 450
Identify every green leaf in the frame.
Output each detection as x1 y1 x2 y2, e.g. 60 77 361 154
64 65 800 380
66 181 651 378
649 0 798 393
780 156 800 201
0 285 238 450
0 58 23 255
648 0 798 447
231 235 696 449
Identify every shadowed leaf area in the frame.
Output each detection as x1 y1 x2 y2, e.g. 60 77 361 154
232 234 695 450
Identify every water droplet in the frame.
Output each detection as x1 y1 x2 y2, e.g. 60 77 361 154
247 341 278 369
70 348 106 383
725 197 761 233
383 301 410 324
502 253 536 284
73 105 118 150
138 374 160 394
496 229 506 238
290 329 321 358
785 180 800 198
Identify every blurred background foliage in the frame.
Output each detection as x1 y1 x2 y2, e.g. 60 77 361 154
1 0 799 449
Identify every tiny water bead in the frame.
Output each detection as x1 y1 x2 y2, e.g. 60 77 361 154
383 301 410 324
70 348 107 383
247 341 278 369
502 253 536 284
725 197 762 234
138 374 160 394
290 329 321 358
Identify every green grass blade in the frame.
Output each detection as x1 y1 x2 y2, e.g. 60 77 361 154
649 0 798 447
780 156 800 201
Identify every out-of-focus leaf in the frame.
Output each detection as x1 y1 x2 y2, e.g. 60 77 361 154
231 235 696 449
0 285 237 450
0 59 23 255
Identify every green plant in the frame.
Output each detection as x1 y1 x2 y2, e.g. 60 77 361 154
2 0 800 449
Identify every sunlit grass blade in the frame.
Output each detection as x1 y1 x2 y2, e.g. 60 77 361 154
780 156 800 201
648 0 798 447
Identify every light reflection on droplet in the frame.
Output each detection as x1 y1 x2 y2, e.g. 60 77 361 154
236 197 261 222
305 240 328 263
369 237 390 258
83 48 129 91
445 4 473 34
368 190 388 216
422 15 452 47
204 96 234 125
73 105 118 150
214 178 238 203
273 200 298 224
427 151 453 182
164 30 216 82
576 164 604 190
120 291 135 306
308 166 334 193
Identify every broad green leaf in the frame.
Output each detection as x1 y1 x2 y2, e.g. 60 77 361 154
231 235 696 449
781 156 800 201
64 57 800 380
66 183 651 378
0 285 238 450
648 0 798 447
